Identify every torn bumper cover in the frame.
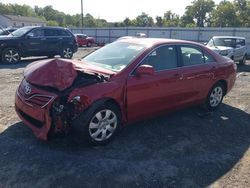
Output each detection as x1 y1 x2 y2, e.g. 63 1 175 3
15 80 57 140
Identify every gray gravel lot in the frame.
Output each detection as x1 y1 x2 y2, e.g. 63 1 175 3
0 47 250 188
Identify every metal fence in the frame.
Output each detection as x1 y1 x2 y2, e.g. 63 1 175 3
70 27 250 55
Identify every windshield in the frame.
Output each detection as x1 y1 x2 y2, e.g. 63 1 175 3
83 41 146 72
10 27 32 37
208 38 236 48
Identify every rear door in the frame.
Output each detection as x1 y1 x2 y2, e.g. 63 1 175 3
44 28 62 54
177 45 216 104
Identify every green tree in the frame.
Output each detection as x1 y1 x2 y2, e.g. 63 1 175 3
47 20 59 26
180 6 196 27
163 11 180 26
84 13 97 27
155 16 163 27
234 0 250 27
182 0 215 27
123 17 134 26
0 3 36 16
135 12 154 27
211 1 239 27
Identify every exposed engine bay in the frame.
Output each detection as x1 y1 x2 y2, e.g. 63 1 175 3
48 71 108 134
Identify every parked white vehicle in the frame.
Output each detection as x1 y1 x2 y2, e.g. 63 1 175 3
206 36 247 65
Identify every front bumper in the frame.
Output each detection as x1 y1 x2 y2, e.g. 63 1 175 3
15 83 57 140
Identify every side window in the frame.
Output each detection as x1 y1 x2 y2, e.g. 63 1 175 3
58 29 70 36
27 29 44 37
236 39 245 46
141 46 178 71
204 52 216 63
44 29 58 37
181 46 205 66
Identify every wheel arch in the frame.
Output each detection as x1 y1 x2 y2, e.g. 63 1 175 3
90 97 122 116
217 79 228 95
2 46 22 56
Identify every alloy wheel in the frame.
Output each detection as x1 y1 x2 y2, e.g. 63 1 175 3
63 48 73 58
4 49 20 63
209 86 223 107
88 109 117 142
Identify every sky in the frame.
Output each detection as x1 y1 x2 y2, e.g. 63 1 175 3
2 0 226 22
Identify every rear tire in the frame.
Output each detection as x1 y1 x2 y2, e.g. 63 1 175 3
204 82 225 111
87 41 92 47
61 47 73 59
1 48 20 63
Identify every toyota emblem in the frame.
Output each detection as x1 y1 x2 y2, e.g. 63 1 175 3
24 84 32 95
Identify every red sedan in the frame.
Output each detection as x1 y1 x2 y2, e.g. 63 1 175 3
15 38 236 145
74 34 95 47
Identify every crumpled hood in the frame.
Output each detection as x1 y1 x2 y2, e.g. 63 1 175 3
24 58 115 91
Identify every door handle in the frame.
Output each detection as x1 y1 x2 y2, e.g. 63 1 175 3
41 37 46 41
58 37 63 40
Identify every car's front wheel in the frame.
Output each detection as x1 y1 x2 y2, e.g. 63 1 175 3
61 47 73 59
204 82 225 111
1 48 21 63
72 102 121 146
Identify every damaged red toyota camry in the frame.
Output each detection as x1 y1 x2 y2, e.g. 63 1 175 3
15 38 236 145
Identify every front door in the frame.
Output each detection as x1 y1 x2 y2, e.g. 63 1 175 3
21 28 45 56
126 45 185 122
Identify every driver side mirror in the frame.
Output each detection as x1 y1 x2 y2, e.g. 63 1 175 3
135 65 155 76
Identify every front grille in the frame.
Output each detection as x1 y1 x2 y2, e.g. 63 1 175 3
18 86 54 108
18 109 44 128
26 95 54 108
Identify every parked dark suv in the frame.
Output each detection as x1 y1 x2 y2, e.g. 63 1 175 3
0 26 78 63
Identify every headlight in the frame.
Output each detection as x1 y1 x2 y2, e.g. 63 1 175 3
219 50 229 56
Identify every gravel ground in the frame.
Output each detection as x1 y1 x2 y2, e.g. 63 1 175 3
0 48 249 188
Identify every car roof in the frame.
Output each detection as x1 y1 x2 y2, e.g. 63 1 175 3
74 33 87 36
19 26 69 30
117 37 202 47
212 36 246 40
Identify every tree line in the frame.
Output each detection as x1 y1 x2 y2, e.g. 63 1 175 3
0 0 249 28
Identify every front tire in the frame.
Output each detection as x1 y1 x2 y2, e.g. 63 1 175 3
61 47 73 59
204 82 225 111
72 102 121 146
1 48 20 63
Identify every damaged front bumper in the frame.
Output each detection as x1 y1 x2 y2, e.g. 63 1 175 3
15 82 57 140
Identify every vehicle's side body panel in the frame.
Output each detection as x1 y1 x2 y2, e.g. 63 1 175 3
126 68 183 122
